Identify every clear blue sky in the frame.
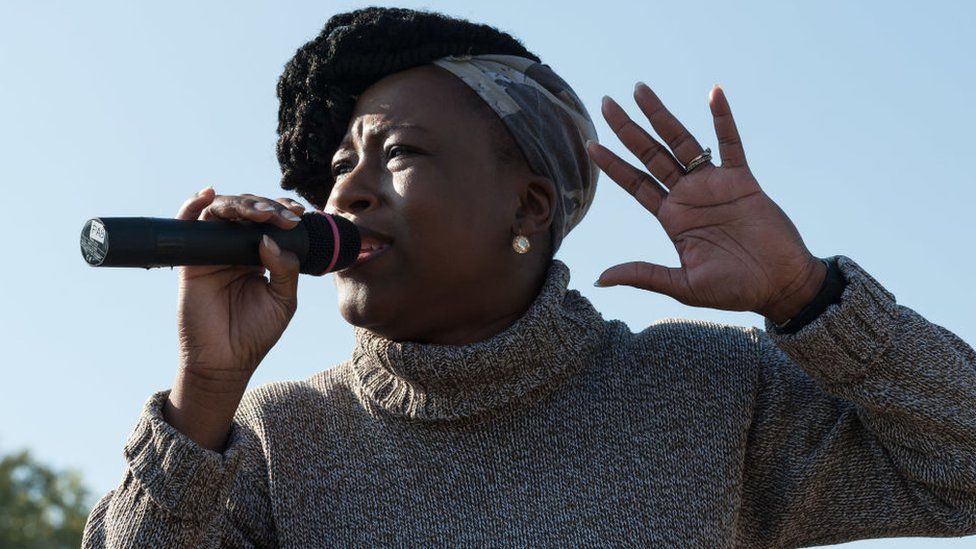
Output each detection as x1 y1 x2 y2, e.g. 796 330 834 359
2 1 974 546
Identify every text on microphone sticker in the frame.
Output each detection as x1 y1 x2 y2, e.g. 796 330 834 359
89 220 106 244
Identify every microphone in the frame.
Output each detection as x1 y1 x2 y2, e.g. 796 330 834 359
80 212 361 275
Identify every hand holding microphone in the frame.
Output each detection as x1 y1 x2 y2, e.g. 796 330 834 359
176 189 309 450
81 194 360 274
85 188 359 451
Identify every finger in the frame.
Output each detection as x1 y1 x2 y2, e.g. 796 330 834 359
246 195 303 227
176 186 216 220
708 85 747 168
594 261 691 303
201 195 302 229
601 95 685 189
176 187 266 279
633 82 710 169
275 197 306 216
259 235 300 316
586 140 666 215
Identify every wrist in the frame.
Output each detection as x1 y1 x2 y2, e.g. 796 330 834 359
758 257 829 326
165 370 248 452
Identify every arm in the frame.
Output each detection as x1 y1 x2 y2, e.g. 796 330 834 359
737 255 976 547
583 77 976 547
81 391 276 548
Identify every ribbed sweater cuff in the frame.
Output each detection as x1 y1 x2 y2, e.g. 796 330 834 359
122 390 244 519
763 255 900 384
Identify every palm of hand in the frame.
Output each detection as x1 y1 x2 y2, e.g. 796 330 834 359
178 267 291 377
587 84 819 317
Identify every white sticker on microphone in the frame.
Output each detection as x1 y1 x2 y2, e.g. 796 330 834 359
89 220 106 244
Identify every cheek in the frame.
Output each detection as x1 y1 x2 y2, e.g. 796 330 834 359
397 174 510 264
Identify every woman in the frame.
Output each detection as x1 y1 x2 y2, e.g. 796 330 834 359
82 7 976 547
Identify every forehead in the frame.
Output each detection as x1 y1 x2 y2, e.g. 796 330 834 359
337 65 484 145
355 64 470 113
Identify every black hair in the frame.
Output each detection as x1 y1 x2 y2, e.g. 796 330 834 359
275 7 541 209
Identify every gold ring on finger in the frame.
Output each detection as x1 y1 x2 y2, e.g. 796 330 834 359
683 147 712 174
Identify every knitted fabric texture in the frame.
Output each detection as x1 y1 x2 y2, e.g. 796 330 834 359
82 257 976 547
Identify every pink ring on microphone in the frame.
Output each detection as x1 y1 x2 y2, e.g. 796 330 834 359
323 213 341 273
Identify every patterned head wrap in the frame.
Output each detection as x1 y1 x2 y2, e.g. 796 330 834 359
431 54 599 253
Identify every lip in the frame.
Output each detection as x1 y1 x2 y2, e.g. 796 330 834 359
352 242 391 268
348 223 394 269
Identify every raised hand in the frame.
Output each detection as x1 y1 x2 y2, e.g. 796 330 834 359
586 83 827 325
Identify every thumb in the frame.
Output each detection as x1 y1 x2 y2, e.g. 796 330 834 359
595 261 690 302
259 235 300 312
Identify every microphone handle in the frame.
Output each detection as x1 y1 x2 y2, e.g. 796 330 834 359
81 217 309 269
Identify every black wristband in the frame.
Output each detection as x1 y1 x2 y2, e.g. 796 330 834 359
773 257 847 335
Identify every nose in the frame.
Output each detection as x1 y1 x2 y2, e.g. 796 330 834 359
326 163 379 215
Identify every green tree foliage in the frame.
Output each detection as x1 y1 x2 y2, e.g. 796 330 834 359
0 449 91 548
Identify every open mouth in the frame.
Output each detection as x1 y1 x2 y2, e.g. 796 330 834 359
347 221 394 269
353 239 391 267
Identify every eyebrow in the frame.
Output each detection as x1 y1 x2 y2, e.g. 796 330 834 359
335 123 430 151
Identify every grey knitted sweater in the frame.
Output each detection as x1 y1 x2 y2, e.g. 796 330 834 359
82 256 976 548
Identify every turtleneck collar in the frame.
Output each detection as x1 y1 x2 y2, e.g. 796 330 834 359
350 260 609 423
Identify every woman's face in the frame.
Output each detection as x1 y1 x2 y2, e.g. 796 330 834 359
325 65 548 343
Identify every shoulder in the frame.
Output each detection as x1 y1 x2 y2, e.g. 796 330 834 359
616 316 761 363
598 316 765 396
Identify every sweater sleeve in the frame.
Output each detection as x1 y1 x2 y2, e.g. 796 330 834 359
80 390 276 548
737 255 976 548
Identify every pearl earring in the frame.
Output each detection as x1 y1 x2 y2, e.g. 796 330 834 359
512 234 531 254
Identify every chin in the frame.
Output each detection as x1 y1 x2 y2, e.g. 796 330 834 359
335 280 399 333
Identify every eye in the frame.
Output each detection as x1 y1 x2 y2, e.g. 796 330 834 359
331 146 414 178
385 145 412 161
331 158 353 178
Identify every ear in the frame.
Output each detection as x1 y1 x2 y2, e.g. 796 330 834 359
513 175 557 238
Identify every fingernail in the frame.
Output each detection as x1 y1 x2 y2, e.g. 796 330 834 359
197 185 213 196
281 210 301 221
262 235 280 256
254 202 276 212
635 81 647 92
593 279 605 287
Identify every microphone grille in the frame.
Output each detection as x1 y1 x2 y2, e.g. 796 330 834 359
300 212 361 275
